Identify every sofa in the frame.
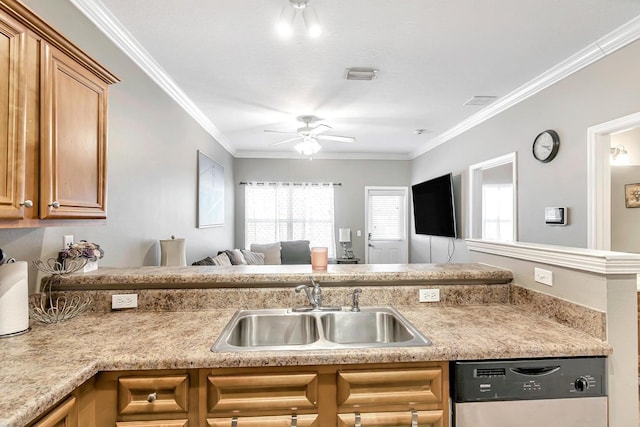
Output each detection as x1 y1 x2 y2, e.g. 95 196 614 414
192 240 311 266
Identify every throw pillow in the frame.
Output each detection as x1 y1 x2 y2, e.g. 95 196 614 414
280 240 311 264
211 252 232 266
191 256 215 266
223 249 247 265
241 250 265 265
250 242 282 265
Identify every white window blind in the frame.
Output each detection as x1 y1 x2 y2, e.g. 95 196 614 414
482 184 514 241
368 192 404 241
245 182 336 257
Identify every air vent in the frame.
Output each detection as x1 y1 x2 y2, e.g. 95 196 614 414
475 368 506 377
464 96 498 106
345 67 378 81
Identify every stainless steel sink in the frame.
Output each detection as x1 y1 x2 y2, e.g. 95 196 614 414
211 306 431 352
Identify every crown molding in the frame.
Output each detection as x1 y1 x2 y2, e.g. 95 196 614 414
410 15 640 160
69 0 236 156
466 239 640 275
234 150 411 161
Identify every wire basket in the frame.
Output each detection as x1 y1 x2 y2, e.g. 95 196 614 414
29 258 92 323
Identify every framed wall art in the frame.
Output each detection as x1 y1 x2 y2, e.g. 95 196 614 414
197 151 225 227
624 183 640 208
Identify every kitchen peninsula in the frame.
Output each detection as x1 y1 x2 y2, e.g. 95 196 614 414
1 263 611 426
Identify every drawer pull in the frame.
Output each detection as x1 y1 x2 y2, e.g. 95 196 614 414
146 392 157 403
231 417 238 427
48 201 60 209
411 409 418 427
291 414 297 427
354 412 361 427
19 200 33 208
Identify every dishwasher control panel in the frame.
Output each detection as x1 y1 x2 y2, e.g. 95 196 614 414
453 356 607 402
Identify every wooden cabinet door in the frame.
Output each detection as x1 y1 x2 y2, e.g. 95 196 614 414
337 410 444 427
116 421 189 427
207 414 318 427
0 9 27 220
32 396 78 427
40 42 108 219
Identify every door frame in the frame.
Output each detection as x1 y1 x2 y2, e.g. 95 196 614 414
364 186 409 264
587 111 640 250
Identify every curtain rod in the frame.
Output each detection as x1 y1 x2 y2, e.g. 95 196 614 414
239 181 341 186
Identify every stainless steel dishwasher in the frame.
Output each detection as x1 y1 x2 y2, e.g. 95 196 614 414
452 357 607 427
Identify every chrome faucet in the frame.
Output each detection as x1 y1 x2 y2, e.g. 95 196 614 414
295 277 322 309
351 288 362 312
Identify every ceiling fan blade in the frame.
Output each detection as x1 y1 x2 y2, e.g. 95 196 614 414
309 124 331 136
316 134 356 143
264 129 299 136
271 136 303 146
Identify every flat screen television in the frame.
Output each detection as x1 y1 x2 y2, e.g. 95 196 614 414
411 173 457 238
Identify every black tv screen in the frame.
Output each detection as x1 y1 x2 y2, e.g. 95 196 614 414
411 173 457 238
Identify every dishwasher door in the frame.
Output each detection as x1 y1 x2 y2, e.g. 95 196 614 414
455 396 608 427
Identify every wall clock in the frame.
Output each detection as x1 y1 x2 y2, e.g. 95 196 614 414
532 130 560 163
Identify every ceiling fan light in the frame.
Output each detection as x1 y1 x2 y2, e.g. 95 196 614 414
302 6 322 37
295 139 321 156
276 4 296 37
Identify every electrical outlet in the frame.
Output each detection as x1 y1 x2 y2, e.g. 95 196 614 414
112 294 138 309
63 235 74 248
419 288 440 303
534 267 553 286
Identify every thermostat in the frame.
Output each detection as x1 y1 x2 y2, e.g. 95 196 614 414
545 207 567 225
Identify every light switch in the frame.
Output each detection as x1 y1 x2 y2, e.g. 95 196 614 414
356 230 362 237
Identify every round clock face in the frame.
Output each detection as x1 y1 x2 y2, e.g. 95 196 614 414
532 130 560 163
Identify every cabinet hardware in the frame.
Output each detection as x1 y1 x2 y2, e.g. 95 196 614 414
146 392 157 403
19 200 33 208
291 414 297 427
231 416 238 427
48 201 60 209
354 412 361 427
411 409 418 427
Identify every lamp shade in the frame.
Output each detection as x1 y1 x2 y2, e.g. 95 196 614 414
338 228 351 243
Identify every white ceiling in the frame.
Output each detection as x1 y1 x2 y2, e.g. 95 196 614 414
74 0 640 159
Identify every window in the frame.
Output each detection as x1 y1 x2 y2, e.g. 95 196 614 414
244 182 336 257
482 183 514 241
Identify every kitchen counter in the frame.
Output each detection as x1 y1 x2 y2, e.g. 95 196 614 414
50 262 514 289
0 304 610 426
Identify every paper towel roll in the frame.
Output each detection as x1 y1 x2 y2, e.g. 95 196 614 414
0 261 29 337
160 238 187 266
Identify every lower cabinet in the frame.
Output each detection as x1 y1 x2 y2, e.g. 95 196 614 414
35 362 449 427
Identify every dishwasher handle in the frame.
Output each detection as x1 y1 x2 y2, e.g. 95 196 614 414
509 366 560 376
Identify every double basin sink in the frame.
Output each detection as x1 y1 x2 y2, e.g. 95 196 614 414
211 306 431 352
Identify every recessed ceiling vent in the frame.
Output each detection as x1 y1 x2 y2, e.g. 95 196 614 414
345 67 378 81
464 96 498 106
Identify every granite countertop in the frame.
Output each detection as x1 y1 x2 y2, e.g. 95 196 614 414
51 263 514 289
0 304 610 426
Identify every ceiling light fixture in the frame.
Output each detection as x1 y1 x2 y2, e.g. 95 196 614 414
277 0 322 38
464 96 498 106
295 137 322 157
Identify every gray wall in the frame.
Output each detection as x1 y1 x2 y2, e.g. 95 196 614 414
234 158 411 259
410 39 640 262
0 0 234 292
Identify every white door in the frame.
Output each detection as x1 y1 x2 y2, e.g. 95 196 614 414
365 186 409 264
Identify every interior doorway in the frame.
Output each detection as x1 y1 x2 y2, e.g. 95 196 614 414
587 111 640 250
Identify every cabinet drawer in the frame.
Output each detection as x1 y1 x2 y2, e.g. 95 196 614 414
207 414 318 427
32 396 77 427
337 410 444 427
337 368 442 409
207 372 318 414
116 421 189 427
118 375 189 415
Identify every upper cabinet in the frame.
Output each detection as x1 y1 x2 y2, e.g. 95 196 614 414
0 0 118 227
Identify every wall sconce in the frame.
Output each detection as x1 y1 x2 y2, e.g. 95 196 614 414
610 144 630 165
338 228 351 259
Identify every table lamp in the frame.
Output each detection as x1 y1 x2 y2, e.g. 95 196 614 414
338 228 351 259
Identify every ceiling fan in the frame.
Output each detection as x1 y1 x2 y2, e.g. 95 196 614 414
264 115 356 156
